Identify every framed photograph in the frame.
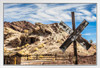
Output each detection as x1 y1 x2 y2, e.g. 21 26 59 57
0 0 99 68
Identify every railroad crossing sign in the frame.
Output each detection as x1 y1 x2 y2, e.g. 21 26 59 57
59 12 92 64
59 13 92 52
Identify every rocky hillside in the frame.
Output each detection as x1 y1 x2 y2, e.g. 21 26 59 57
4 21 34 32
4 21 96 56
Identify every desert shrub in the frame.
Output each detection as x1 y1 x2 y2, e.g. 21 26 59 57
34 52 38 55
25 43 29 47
24 29 28 33
42 44 45 47
33 47 38 51
39 55 43 58
21 46 25 48
38 43 45 48
38 55 43 59
28 56 33 60
57 40 61 43
90 40 93 43
38 45 43 48
18 50 25 54
16 47 20 50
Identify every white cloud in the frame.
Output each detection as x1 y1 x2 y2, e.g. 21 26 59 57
82 33 96 36
4 4 96 23
76 6 92 16
79 10 92 16
83 33 92 35
92 6 96 14
85 16 96 22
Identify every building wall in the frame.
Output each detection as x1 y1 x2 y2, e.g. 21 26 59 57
4 56 21 65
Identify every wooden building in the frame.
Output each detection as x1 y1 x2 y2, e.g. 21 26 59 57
4 52 22 65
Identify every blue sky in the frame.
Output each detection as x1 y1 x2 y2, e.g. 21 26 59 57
4 3 96 43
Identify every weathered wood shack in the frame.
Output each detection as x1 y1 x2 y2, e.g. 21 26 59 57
4 52 22 65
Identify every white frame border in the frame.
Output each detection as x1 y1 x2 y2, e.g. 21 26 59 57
0 0 99 68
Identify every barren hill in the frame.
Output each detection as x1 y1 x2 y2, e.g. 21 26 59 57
4 21 96 56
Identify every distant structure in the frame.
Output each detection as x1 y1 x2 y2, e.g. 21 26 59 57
4 52 22 65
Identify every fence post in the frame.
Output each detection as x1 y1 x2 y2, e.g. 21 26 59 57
36 54 38 60
27 55 28 60
14 57 16 65
55 54 57 60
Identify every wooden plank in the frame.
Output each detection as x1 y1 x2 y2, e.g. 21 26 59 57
59 21 73 34
77 35 92 50
14 57 16 65
60 19 89 52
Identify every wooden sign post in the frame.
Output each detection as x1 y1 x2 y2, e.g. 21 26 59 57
71 12 78 64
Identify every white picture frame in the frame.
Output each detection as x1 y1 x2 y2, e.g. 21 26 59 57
0 0 99 68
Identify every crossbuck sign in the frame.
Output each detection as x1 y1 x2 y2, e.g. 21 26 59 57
59 12 92 64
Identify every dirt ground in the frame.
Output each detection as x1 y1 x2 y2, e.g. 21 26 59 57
21 54 96 65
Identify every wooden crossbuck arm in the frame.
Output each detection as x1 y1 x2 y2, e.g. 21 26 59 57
77 36 92 50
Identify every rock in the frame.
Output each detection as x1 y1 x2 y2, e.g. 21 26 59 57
7 37 21 47
4 21 35 33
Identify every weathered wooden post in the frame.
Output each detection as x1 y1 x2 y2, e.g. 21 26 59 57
36 54 38 60
14 57 16 65
71 12 78 64
27 55 28 60
55 54 57 60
